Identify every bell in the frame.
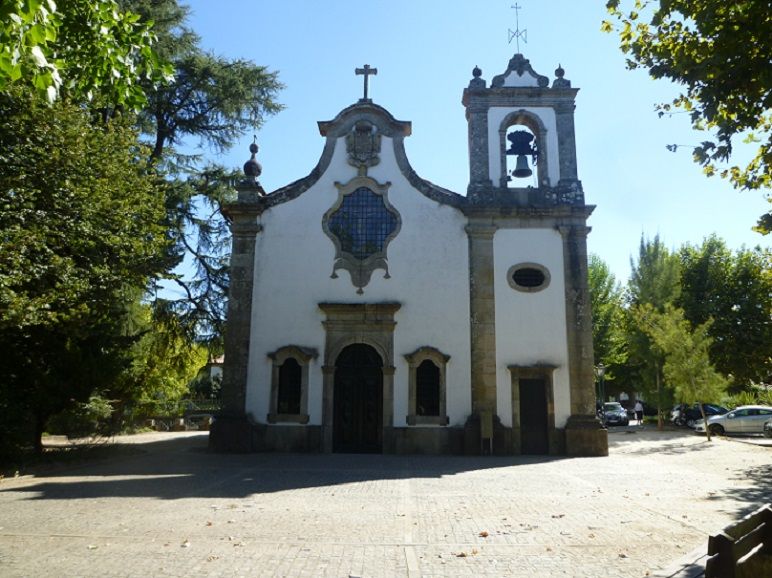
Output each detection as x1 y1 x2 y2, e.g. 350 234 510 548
512 154 532 178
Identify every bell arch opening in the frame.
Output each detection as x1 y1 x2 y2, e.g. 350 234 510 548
498 110 550 189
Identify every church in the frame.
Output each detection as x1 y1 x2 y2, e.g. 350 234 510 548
211 52 608 457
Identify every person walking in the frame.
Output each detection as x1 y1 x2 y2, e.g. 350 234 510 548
634 400 644 426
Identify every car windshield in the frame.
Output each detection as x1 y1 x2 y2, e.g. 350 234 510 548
604 403 623 412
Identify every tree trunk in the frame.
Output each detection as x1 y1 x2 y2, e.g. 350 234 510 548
656 367 664 431
700 402 711 442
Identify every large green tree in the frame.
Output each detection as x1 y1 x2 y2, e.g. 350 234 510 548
0 89 170 453
588 254 627 395
635 303 727 440
0 0 170 106
603 1 772 232
626 235 682 426
678 237 772 389
122 0 283 344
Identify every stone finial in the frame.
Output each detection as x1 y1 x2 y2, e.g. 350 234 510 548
468 65 486 90
552 63 571 88
243 138 262 181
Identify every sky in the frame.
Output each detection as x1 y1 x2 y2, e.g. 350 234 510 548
181 0 769 284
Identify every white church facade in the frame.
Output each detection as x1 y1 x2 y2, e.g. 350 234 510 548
211 53 608 456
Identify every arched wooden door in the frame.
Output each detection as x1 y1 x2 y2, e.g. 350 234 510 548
333 344 383 453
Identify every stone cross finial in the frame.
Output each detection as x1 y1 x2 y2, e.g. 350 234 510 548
355 64 378 101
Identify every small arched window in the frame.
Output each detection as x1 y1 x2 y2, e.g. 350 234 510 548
405 347 450 426
416 360 440 417
277 358 302 415
267 345 317 424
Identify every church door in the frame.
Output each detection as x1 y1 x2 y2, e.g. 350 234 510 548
519 378 549 454
333 344 383 453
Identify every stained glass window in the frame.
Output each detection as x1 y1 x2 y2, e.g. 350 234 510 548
328 187 398 260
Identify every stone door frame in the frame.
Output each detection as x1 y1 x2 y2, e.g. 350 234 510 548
319 302 400 453
508 364 558 454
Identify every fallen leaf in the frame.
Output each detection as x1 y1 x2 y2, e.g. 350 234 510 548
479 531 489 538
551 514 565 519
471 548 478 555
589 533 595 539
206 521 213 527
181 539 191 548
87 545 98 550
206 555 219 562
456 552 467 558
619 553 627 558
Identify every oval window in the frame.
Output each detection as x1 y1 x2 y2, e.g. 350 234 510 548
507 263 550 292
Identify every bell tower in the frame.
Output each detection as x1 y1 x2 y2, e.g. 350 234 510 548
462 54 581 203
461 53 608 457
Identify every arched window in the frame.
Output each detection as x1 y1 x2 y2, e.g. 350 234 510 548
277 358 302 415
405 347 450 426
416 360 440 416
267 346 317 424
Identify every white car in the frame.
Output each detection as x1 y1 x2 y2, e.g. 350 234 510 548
694 405 772 435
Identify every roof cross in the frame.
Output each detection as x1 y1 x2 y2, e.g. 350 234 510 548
508 3 528 53
355 64 378 102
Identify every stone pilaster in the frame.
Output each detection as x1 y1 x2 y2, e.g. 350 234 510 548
210 193 262 452
559 224 607 456
466 223 498 416
555 102 579 184
464 103 493 197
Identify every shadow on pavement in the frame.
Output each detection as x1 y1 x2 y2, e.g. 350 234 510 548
1 433 569 501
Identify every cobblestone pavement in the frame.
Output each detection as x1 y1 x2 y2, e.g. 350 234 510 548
0 429 770 577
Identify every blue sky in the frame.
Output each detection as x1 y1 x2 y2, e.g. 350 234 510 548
182 0 768 284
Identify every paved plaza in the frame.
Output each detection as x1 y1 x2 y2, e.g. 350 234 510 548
0 429 770 577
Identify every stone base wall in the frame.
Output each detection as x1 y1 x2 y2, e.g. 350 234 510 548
209 414 255 453
564 414 609 456
210 417 600 456
387 426 465 455
252 424 322 452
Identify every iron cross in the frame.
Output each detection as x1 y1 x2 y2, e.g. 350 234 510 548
355 64 378 101
508 3 528 53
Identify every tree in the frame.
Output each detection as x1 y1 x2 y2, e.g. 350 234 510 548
122 0 283 345
603 1 772 232
588 254 627 388
635 304 728 440
107 300 209 423
0 89 170 453
626 234 682 427
678 237 772 389
0 0 170 106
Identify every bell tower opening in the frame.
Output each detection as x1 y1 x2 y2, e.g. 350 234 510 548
505 125 538 188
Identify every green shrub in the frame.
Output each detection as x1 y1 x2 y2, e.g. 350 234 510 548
46 395 115 439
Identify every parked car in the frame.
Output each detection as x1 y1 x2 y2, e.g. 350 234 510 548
764 419 772 439
671 403 729 427
694 405 772 435
684 404 729 428
602 402 629 427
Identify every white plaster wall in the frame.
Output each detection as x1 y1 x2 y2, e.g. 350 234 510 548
492 229 571 428
500 71 541 88
245 135 472 427
487 107 559 186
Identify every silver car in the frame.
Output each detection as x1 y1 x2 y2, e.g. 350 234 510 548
694 405 772 435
